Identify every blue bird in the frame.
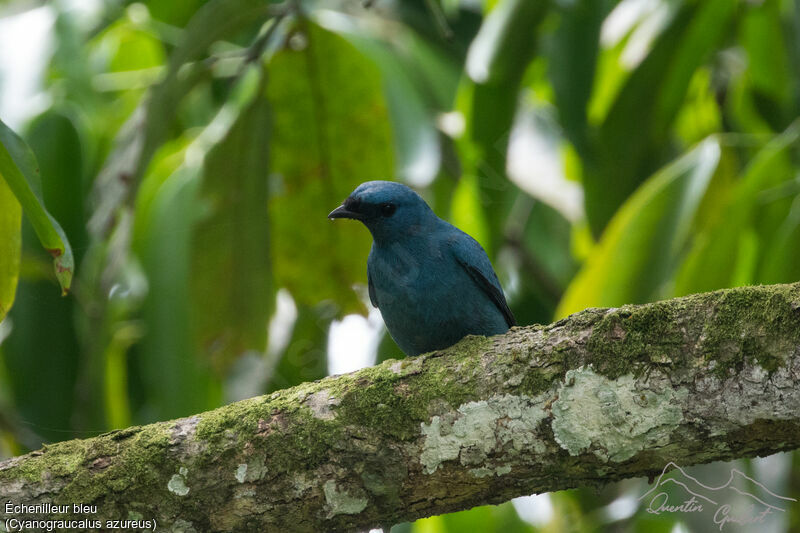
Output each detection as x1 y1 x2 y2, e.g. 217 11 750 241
328 181 515 356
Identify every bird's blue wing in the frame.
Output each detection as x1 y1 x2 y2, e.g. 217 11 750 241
449 232 516 327
368 268 379 308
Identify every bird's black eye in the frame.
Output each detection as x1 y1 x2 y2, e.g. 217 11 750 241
380 203 396 217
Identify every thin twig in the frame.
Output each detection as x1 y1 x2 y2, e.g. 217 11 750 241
424 0 454 40
235 5 294 78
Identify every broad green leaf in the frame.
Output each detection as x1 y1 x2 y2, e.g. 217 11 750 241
397 29 461 110
0 178 21 321
464 0 550 146
731 228 759 288
145 0 209 27
548 490 594 533
376 327 406 365
457 80 520 253
726 72 775 136
557 138 720 318
0 119 74 295
103 323 137 430
632 513 678 533
411 514 445 533
587 19 634 127
376 50 440 186
319 18 442 185
742 0 790 100
190 76 273 369
133 136 196 242
105 19 166 73
585 0 736 237
267 21 394 313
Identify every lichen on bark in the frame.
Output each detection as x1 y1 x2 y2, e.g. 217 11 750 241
551 368 687 461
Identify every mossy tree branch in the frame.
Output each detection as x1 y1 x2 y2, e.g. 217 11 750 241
2 283 800 532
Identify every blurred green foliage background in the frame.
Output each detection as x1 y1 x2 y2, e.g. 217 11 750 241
1 0 799 531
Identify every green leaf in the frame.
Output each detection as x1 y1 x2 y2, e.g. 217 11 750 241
557 138 721 318
459 0 550 249
267 20 394 313
190 75 274 368
2 275 83 443
0 177 21 321
511 197 577 325
323 23 441 185
145 0 209 27
87 17 168 137
548 0 608 153
412 502 533 533
0 110 90 439
739 0 793 130
759 202 800 284
451 173 490 250
26 110 88 264
466 0 548 85
134 165 221 420
585 0 736 237
0 119 74 295
674 121 800 294
132 72 266 418
314 12 461 185
673 68 723 145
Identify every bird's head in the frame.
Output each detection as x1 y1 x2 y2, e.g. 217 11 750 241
328 181 436 242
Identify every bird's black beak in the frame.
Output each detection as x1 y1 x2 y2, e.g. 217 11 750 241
328 204 365 220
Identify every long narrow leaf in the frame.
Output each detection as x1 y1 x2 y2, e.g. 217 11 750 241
548 0 607 154
674 121 800 294
557 138 721 318
0 178 21 321
461 0 551 249
585 0 736 237
0 119 74 295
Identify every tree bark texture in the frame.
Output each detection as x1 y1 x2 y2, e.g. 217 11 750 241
2 283 800 532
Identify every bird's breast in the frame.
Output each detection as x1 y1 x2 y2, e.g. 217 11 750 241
369 243 450 298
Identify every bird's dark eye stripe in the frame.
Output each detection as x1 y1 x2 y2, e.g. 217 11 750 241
380 203 396 217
